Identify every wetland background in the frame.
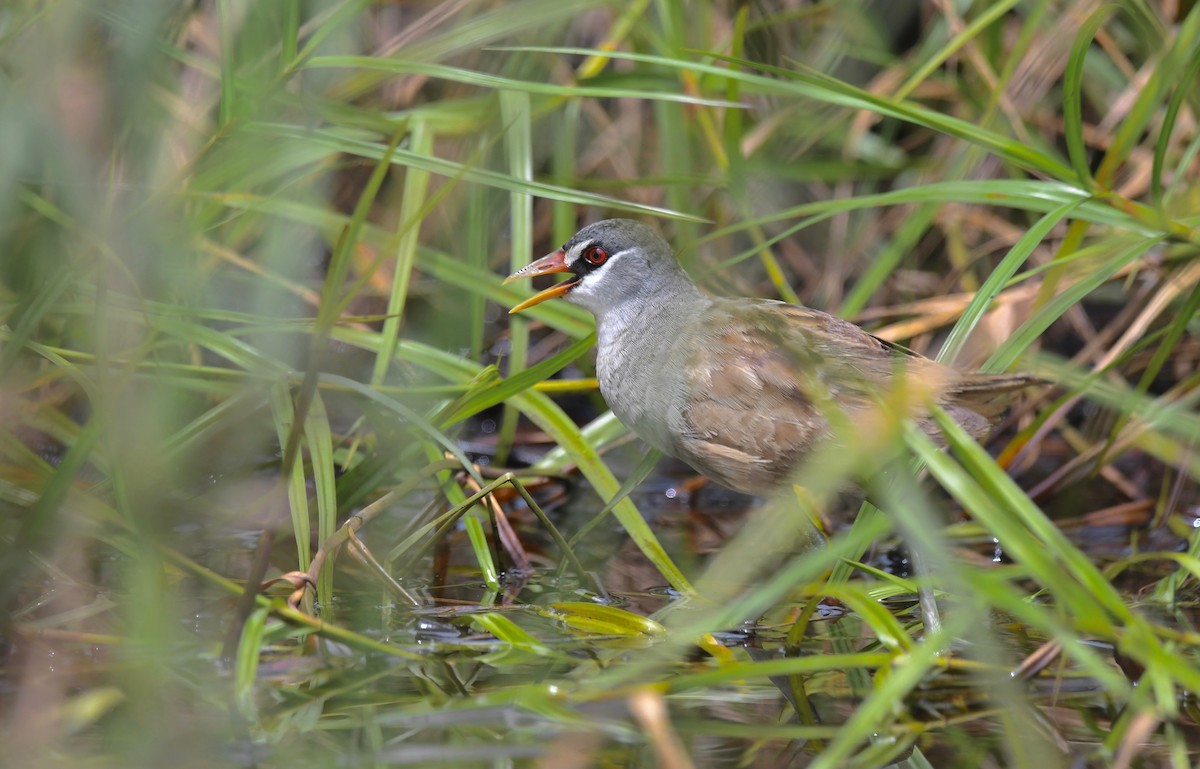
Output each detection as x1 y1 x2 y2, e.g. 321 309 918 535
1 1 1199 767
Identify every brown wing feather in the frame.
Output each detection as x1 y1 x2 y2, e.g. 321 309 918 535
675 300 1039 493
678 321 829 491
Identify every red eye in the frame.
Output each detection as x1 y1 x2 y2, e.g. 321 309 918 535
583 245 608 265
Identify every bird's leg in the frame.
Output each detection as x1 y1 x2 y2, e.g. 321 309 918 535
864 469 949 640
909 544 943 635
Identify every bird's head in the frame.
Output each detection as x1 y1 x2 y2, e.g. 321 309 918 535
504 219 691 316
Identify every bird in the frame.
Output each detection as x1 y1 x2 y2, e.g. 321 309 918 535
504 219 1041 495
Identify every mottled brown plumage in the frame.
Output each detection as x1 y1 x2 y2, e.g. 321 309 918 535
505 219 1041 495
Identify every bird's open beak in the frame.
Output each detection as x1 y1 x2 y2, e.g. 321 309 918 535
502 249 578 313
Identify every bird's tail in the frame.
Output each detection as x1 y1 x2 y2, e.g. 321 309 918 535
951 373 1049 394
946 373 1050 418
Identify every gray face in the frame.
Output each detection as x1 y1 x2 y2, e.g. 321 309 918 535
557 219 691 316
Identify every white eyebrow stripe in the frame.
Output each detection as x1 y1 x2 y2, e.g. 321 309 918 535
566 239 596 266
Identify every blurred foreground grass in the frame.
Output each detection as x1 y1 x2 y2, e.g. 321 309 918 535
1 2 1199 768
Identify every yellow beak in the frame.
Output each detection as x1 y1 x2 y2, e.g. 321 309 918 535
502 249 577 313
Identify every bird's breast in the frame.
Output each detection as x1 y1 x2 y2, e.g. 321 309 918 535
593 310 693 456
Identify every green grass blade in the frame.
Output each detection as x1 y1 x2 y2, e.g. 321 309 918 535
939 198 1084 364
304 392 338 607
271 383 311 571
234 605 270 719
306 56 745 107
1062 7 1115 187
464 513 500 591
244 122 707 221
371 119 432 385
502 47 1077 179
893 0 1022 101
437 333 595 428
497 89 534 466
1152 17 1200 203
987 235 1164 371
